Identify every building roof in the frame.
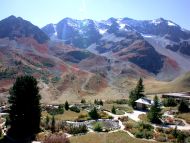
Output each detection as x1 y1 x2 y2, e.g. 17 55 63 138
135 97 153 105
163 92 190 99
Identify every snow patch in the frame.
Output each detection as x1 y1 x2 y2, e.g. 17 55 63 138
141 34 153 38
168 21 176 26
151 19 161 25
53 24 57 36
99 29 107 34
119 24 126 29
87 43 99 54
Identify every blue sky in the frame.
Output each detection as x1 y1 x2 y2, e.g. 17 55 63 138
1 0 189 29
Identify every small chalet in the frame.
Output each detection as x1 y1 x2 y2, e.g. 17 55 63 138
162 92 190 103
135 97 153 110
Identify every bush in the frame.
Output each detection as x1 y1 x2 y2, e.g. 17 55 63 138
143 130 153 139
178 100 189 113
137 122 153 131
135 131 144 138
111 106 116 114
70 106 80 113
163 98 177 107
115 99 128 104
0 127 2 137
47 105 64 115
125 122 134 130
93 122 103 132
81 99 86 104
88 107 99 119
155 134 167 142
65 101 69 111
67 125 88 135
44 134 70 143
77 114 88 121
94 99 103 106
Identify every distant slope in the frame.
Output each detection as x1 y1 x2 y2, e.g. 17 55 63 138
0 15 49 43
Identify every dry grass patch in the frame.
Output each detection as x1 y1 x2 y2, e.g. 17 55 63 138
176 113 190 124
138 114 149 122
55 110 88 121
70 131 166 143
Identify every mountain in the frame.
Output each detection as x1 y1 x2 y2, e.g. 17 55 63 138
0 15 49 43
0 16 108 103
42 17 190 80
1 15 190 103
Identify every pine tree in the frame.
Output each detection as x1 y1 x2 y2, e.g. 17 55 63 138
88 107 99 119
65 101 69 111
135 77 145 99
178 100 189 113
111 106 116 114
45 115 50 130
8 76 41 140
81 99 86 104
99 100 103 106
51 115 56 133
147 95 162 123
129 78 145 108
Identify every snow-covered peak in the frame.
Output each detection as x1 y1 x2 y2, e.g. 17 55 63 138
99 29 107 34
167 21 177 27
150 18 165 25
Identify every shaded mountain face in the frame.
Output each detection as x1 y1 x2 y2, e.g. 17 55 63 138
0 15 49 43
42 17 190 79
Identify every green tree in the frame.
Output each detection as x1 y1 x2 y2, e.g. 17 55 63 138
163 98 177 107
147 95 162 123
93 122 102 132
81 99 86 104
88 107 99 119
178 100 189 113
129 78 145 108
51 115 56 133
65 101 69 111
111 106 116 114
99 100 103 106
58 104 64 114
45 115 50 130
8 76 41 140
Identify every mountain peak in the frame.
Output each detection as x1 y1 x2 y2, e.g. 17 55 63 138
0 16 49 43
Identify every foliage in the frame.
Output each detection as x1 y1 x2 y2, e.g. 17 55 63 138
147 95 162 123
178 100 189 113
81 99 86 104
51 76 60 83
45 115 50 130
0 68 17 79
48 105 64 115
51 116 56 133
130 122 154 139
88 107 99 119
163 98 177 107
70 106 80 113
77 114 89 121
129 78 145 108
67 125 88 135
0 127 2 138
65 101 69 111
8 76 41 140
93 122 103 132
114 99 128 104
94 99 103 106
44 133 70 143
111 106 116 114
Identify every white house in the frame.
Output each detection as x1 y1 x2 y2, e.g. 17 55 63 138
135 97 154 110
